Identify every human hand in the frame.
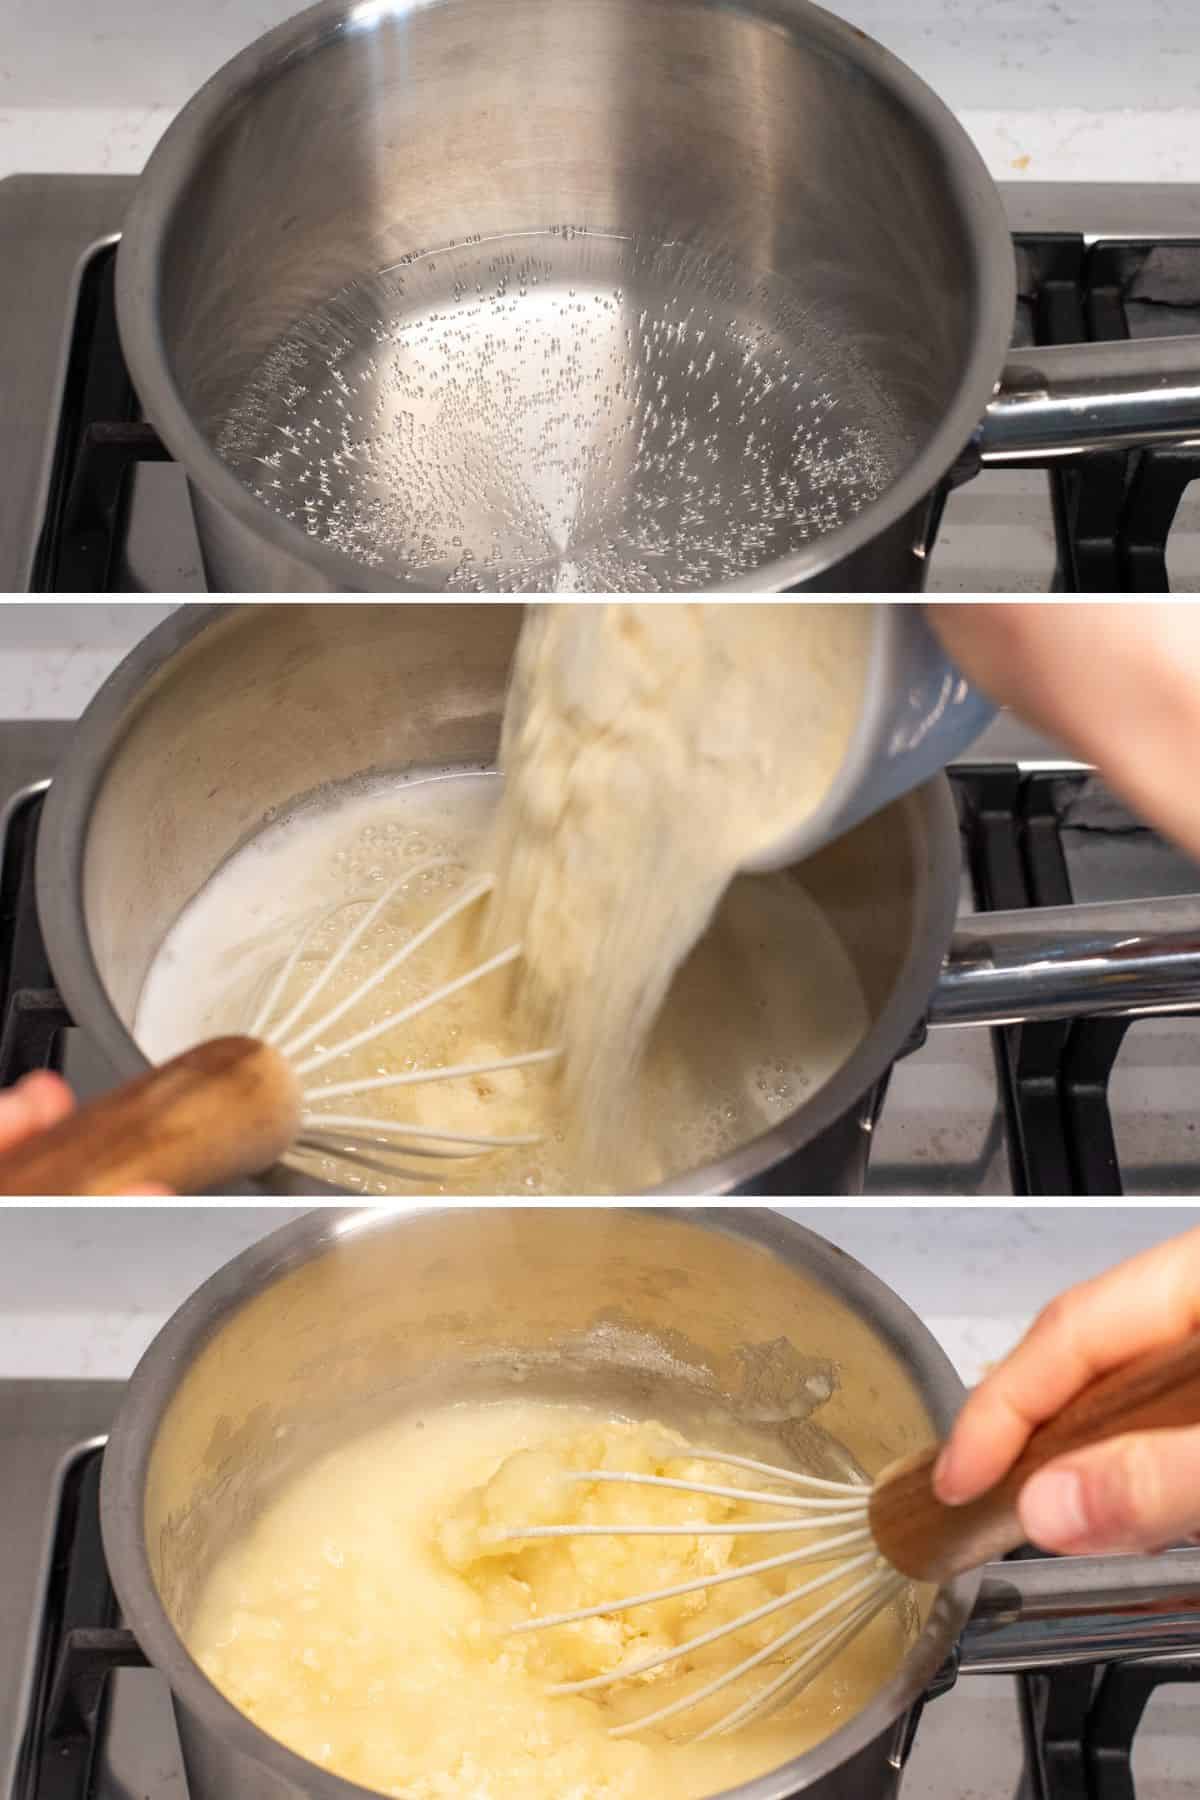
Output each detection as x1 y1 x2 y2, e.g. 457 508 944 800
0 1070 172 1197
933 1225 1200 1555
0 1070 75 1149
926 602 1200 866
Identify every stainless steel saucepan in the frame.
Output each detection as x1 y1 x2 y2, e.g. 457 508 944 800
99 1207 1200 1800
115 0 1200 594
34 602 1200 1196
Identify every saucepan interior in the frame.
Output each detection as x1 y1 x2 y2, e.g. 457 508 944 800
36 602 962 1194
100 1207 978 1798
117 0 1013 590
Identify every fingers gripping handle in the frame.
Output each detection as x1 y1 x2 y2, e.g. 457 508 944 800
869 1329 1200 1584
0 1037 301 1197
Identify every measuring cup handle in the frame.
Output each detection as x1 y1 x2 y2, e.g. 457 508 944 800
930 894 1200 1027
978 336 1200 462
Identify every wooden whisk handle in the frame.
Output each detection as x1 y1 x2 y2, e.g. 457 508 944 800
0 1037 302 1197
869 1328 1200 1584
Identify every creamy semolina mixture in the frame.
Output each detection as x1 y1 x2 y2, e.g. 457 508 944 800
188 1402 909 1799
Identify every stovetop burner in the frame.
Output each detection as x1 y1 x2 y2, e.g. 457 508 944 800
2 176 1199 592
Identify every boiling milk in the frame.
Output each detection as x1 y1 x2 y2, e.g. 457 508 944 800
135 772 868 1195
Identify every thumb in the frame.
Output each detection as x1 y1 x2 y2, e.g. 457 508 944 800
1018 1427 1200 1555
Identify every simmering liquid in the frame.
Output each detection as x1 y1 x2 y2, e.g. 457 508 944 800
134 772 869 1195
187 1400 911 1798
216 231 906 592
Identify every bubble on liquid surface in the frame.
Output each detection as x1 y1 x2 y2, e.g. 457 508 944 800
216 229 909 592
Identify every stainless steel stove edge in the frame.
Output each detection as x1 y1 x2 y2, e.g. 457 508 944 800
0 1380 123 1800
0 177 132 593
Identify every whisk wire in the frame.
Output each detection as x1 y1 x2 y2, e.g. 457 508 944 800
606 1563 892 1739
295 940 521 1078
499 1452 903 1745
500 1513 867 1539
247 895 361 1040
293 1136 475 1182
301 1113 542 1150
241 863 557 1182
284 873 495 1061
564 1469 862 1510
682 1451 867 1497
304 1046 560 1103
264 859 448 1047
551 1549 880 1698
506 1526 874 1636
690 1573 906 1742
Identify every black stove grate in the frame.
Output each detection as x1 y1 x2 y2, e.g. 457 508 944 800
955 763 1200 1195
28 251 171 594
1017 1658 1200 1800
1013 237 1200 592
26 237 1200 594
957 766 1124 1196
19 1452 146 1800
0 787 68 1090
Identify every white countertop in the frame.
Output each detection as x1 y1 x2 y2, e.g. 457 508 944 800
0 603 179 720
2 0 1199 186
0 1205 1194 1388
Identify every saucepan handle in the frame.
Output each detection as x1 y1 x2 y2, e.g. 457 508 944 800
929 895 1200 1028
978 338 1200 462
958 1550 1200 1673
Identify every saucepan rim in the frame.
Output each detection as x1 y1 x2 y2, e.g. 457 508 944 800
98 1204 981 1799
34 601 964 1198
113 0 1017 594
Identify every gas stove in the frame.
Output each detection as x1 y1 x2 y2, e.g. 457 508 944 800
2 177 1200 592
4 711 1200 1195
3 1377 1199 1800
